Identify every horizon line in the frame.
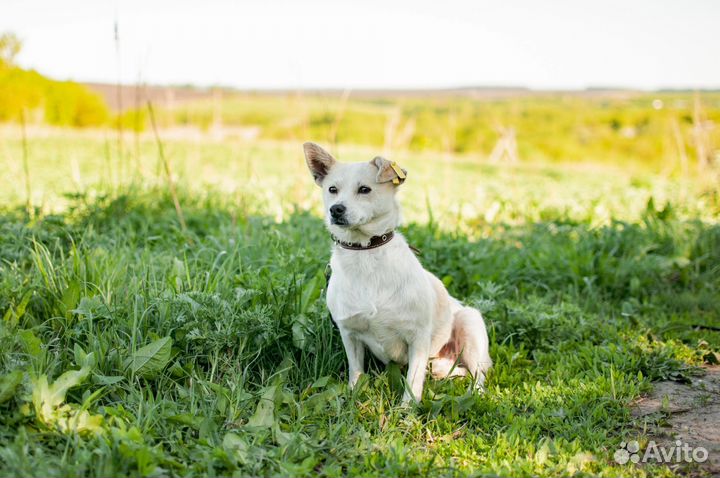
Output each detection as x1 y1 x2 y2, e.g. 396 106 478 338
81 81 720 94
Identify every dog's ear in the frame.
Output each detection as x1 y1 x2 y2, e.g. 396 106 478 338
372 156 407 185
303 142 336 185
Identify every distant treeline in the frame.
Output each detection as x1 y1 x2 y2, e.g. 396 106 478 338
0 32 109 127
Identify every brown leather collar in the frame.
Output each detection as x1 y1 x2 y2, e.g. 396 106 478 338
332 231 395 250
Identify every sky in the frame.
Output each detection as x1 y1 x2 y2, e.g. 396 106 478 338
2 0 720 90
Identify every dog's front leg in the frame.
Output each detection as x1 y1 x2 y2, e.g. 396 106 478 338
339 329 364 389
402 338 430 404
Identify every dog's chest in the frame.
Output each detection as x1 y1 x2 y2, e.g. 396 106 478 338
338 310 410 364
327 245 431 364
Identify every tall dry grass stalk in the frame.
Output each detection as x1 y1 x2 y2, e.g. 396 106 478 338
670 117 688 177
212 87 223 132
20 109 31 216
489 124 519 164
103 135 114 189
134 73 144 177
383 107 401 156
114 19 124 177
296 88 310 142
442 111 457 159
329 88 351 152
692 93 713 170
147 101 188 235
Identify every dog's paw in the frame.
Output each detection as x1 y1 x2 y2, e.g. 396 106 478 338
400 392 422 407
348 371 363 390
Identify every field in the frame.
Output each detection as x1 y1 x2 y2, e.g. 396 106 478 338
0 112 719 477
115 89 720 169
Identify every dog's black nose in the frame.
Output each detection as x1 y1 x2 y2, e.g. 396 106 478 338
330 204 346 218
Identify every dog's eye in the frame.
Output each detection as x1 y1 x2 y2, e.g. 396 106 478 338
328 186 338 194
358 186 372 194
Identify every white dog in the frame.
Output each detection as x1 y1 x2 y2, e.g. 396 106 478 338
304 142 492 403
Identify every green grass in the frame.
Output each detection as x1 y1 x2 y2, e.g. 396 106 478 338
0 130 719 477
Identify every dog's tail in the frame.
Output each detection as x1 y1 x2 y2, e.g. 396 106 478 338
446 299 493 389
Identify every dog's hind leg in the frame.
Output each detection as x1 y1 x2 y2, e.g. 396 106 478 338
453 306 492 390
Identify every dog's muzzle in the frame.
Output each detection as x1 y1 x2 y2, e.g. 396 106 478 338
330 204 348 226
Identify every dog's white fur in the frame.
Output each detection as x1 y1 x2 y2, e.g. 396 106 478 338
304 142 492 403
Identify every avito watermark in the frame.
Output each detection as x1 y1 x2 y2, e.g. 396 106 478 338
614 440 708 465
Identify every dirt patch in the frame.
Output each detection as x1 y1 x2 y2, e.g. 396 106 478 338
632 366 720 476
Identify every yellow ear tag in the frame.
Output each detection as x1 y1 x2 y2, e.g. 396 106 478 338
390 161 406 185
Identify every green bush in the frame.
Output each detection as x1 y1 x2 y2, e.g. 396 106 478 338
0 64 109 127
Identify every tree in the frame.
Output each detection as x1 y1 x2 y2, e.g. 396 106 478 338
0 32 22 67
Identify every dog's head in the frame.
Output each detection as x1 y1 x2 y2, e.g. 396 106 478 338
303 142 407 243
